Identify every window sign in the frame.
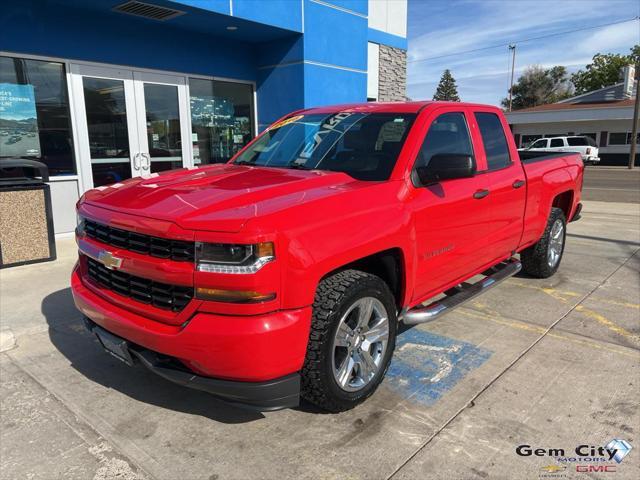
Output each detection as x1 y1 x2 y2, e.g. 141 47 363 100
0 56 76 176
0 83 42 158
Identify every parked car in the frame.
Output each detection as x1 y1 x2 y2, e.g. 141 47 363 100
72 102 583 412
523 136 599 165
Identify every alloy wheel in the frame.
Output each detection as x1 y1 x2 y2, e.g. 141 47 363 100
547 219 565 268
331 297 390 392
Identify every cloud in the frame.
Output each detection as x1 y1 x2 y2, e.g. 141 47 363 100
407 0 640 105
577 21 640 55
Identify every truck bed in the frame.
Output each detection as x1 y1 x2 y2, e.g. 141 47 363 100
518 150 583 163
519 151 583 250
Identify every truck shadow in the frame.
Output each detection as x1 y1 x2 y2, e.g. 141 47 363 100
42 288 265 424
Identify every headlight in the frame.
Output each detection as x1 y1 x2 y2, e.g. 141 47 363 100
196 242 275 274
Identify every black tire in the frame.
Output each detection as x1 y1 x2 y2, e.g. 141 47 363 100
521 207 567 278
301 269 397 412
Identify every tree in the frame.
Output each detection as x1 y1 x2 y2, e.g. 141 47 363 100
502 65 573 110
433 70 460 101
571 45 640 95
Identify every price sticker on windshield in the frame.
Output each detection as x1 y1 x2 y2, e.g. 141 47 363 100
268 115 305 131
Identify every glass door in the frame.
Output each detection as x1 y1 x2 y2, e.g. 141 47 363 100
71 65 191 189
71 64 139 187
133 72 190 175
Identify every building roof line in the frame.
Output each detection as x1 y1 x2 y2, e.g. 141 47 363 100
557 82 624 103
507 99 635 114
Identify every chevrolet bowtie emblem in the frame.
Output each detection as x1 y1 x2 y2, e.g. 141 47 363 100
98 251 123 270
540 465 565 473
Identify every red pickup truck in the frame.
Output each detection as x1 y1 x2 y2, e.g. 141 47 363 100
72 101 583 412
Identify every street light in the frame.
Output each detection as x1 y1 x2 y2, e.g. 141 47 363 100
508 44 516 112
629 66 639 169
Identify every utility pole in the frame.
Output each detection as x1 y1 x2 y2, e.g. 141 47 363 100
629 66 639 169
508 44 516 112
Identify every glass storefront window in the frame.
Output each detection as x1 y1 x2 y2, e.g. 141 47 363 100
189 78 254 164
0 56 75 176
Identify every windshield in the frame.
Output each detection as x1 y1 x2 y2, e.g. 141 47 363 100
233 112 416 181
527 139 546 149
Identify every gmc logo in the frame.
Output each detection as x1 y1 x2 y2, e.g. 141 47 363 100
576 465 616 473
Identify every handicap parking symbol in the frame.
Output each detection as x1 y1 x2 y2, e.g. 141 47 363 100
385 328 492 405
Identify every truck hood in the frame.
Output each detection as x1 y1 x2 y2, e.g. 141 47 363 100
83 164 359 232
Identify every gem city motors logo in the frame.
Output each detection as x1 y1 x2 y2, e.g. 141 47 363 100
517 439 632 476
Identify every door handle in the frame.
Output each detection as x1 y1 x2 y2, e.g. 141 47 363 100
512 180 525 189
473 189 490 199
133 153 140 170
141 153 150 170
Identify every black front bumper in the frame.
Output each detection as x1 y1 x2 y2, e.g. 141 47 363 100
84 318 300 411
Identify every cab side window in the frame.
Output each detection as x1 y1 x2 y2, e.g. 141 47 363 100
550 138 564 147
530 139 547 148
415 112 473 169
475 112 511 170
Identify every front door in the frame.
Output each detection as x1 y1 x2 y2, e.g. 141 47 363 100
71 65 190 188
410 107 491 303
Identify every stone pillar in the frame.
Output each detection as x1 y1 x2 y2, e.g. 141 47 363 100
378 45 407 101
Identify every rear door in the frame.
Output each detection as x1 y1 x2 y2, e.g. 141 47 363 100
472 109 527 261
410 107 491 302
548 137 565 152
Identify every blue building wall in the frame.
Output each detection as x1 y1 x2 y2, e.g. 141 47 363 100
1 0 406 128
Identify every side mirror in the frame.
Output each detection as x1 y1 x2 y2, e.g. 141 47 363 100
415 154 475 186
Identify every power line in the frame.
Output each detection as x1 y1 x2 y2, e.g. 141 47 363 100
408 16 639 64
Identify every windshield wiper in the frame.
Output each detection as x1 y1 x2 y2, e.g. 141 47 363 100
286 163 312 170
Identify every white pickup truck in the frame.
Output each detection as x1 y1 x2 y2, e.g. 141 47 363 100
523 136 599 165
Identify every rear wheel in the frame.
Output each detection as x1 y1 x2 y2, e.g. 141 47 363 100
521 207 566 278
301 270 397 412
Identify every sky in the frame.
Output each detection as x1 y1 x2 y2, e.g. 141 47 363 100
407 0 640 106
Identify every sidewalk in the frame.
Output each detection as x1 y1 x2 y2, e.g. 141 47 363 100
1 200 638 479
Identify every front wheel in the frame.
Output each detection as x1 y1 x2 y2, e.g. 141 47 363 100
301 270 397 412
521 207 567 278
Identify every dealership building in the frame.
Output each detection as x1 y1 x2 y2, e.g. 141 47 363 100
506 65 638 166
0 0 408 234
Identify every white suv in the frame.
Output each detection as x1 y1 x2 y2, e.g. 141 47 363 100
524 136 600 165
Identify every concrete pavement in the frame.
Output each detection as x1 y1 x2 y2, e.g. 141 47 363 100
1 200 638 479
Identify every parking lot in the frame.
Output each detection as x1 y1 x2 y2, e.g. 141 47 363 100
1 173 639 479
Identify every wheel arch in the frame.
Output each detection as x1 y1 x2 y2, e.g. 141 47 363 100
319 248 406 311
551 190 574 219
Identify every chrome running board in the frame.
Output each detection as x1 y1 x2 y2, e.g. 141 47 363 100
400 258 522 325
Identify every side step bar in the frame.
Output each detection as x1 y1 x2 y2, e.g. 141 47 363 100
400 258 522 325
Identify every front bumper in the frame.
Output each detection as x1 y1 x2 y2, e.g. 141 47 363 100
84 318 300 410
71 265 312 409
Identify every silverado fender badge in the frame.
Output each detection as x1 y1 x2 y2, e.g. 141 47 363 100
98 251 123 270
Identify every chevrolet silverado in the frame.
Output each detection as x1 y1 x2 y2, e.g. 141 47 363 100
72 101 583 412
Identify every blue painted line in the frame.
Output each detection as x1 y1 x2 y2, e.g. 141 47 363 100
385 328 493 405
